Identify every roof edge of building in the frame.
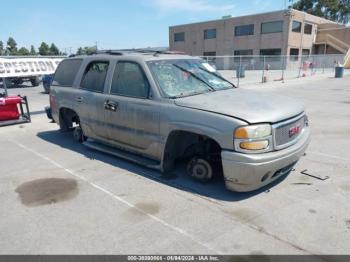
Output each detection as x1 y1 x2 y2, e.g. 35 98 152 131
169 9 288 28
169 8 342 29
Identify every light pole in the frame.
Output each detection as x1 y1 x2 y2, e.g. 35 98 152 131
298 12 306 78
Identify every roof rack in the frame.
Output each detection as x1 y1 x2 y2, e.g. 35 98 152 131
94 50 126 56
91 49 187 56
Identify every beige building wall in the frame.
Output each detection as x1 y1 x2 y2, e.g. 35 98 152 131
169 9 342 57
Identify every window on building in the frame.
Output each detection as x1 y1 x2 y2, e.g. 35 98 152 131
204 29 216 39
52 59 82 87
289 48 299 61
80 61 109 93
261 21 283 34
234 50 253 56
111 62 150 98
304 23 313 35
203 52 216 56
302 49 310 56
292 21 302 33
260 49 282 56
174 32 185 42
234 24 254 36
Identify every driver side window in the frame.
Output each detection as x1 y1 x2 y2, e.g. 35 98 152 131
110 62 150 98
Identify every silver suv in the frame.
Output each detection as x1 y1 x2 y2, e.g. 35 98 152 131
50 51 310 192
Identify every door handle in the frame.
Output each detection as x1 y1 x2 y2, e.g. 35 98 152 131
104 100 118 111
76 97 83 103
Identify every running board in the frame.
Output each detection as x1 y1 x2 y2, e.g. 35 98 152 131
83 139 161 171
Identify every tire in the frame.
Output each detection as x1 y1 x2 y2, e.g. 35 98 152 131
59 113 71 132
73 126 87 143
187 157 213 183
30 76 40 87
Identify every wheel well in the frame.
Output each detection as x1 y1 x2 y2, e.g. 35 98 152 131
59 108 79 131
162 131 222 173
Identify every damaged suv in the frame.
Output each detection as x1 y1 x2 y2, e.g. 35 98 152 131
50 51 310 192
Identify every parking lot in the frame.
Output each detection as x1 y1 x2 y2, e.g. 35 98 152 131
1 74 350 255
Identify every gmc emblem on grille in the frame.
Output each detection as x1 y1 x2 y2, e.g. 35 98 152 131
289 125 301 137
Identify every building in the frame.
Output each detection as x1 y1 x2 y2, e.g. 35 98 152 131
169 9 350 58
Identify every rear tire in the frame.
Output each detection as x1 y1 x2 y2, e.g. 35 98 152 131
73 126 87 143
187 157 213 183
73 126 86 143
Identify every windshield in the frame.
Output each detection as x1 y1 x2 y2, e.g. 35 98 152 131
147 59 234 98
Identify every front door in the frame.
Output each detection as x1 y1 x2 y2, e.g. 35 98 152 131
104 61 160 159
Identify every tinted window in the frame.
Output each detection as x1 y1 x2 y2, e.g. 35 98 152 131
261 21 283 34
80 61 109 93
302 49 310 56
304 23 313 34
235 24 254 36
111 62 150 98
174 32 185 42
204 29 216 39
234 50 253 56
203 52 216 56
52 59 82 87
260 49 282 56
292 21 302 32
290 48 299 61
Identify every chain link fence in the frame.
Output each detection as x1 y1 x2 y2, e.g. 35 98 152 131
202 54 346 87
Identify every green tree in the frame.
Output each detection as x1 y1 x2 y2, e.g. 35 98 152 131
38 42 50 56
7 37 17 55
30 45 36 55
83 46 97 55
76 47 84 55
292 0 350 24
49 43 60 55
17 47 30 56
76 46 96 55
0 41 3 55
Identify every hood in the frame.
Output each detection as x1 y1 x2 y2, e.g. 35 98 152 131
174 88 304 124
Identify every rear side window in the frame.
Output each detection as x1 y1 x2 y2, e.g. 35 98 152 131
80 61 109 93
110 62 150 98
52 59 82 87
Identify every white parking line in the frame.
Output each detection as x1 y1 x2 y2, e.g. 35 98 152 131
10 140 220 254
308 151 350 162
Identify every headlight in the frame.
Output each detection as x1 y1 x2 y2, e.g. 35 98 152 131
234 124 272 139
234 124 272 153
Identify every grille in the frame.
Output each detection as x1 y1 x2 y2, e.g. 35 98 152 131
274 116 305 148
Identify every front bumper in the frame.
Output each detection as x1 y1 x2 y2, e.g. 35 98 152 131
221 127 311 192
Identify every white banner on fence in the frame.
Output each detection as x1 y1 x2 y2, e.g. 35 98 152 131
0 58 63 78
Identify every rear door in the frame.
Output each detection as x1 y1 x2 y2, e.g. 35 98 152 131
77 60 110 139
103 61 160 159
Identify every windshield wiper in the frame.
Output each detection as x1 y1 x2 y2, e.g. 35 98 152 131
168 90 211 99
172 64 215 92
198 67 236 89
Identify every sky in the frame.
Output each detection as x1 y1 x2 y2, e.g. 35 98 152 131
1 0 290 53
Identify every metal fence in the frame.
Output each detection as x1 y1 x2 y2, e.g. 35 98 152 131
202 54 345 87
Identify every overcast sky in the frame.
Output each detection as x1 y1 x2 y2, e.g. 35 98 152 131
1 0 289 53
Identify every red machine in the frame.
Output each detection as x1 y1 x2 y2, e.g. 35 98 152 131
0 79 31 127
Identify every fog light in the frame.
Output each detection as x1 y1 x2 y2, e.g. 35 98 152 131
240 140 269 150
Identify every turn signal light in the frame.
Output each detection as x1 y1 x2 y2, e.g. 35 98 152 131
240 140 269 150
